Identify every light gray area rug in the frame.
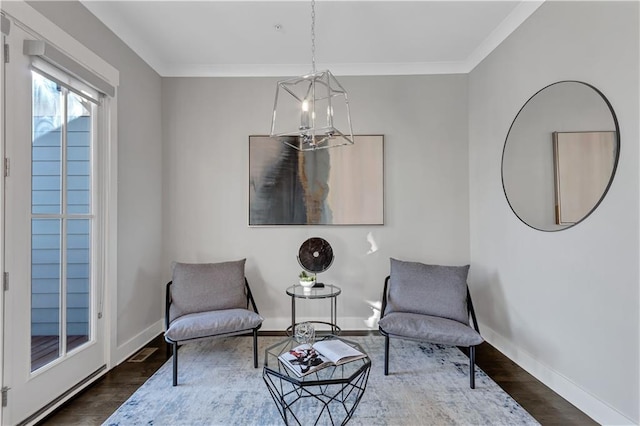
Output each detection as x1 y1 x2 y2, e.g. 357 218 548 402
103 335 539 425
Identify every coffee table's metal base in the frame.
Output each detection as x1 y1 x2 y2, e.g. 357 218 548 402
262 336 371 426
263 364 370 426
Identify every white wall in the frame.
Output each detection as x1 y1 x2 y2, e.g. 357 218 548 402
28 1 165 358
468 1 639 424
161 75 470 330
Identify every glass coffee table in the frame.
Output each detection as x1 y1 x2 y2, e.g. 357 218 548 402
262 335 371 425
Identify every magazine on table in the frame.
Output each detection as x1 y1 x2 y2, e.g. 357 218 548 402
279 339 367 377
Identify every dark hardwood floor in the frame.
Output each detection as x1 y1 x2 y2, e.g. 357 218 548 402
38 332 596 425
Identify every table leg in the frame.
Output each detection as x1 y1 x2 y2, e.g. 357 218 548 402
291 295 296 335
331 295 337 334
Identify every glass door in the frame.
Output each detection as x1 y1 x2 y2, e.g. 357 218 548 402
3 23 106 425
30 70 94 371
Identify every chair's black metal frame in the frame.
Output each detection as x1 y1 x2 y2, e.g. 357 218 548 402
164 277 262 386
378 276 481 389
262 337 371 426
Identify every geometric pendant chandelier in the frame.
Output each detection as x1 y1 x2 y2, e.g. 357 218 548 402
270 0 354 151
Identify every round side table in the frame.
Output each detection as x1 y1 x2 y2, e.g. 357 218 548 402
286 284 341 335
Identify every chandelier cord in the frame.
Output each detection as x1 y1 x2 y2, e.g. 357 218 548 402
311 0 316 73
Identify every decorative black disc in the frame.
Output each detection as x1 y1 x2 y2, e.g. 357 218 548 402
298 237 334 273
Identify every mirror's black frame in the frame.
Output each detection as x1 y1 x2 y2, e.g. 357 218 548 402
501 80 620 232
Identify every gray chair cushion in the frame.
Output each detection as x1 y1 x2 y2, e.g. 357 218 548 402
386 258 470 325
379 312 483 347
165 308 263 342
170 259 246 322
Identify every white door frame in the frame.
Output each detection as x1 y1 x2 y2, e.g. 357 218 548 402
0 12 7 426
0 2 118 424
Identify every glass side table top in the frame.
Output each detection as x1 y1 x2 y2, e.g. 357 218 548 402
286 283 341 299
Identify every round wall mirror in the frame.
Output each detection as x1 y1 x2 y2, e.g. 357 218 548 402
502 81 619 231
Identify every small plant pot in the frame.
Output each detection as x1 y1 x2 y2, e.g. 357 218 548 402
299 280 315 290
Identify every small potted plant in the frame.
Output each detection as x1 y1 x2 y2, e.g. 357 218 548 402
298 270 316 290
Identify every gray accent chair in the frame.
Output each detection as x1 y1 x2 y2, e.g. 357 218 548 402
164 259 263 386
378 258 483 388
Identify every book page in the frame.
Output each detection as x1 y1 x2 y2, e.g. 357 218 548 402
313 339 366 365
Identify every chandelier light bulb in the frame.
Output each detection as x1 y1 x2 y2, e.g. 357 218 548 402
301 99 310 129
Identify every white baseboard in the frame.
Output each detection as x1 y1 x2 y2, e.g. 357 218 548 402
114 319 164 365
479 322 635 426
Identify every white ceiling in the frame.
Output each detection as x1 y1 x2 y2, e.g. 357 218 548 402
81 0 544 77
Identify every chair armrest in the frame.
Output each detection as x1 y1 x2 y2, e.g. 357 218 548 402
467 287 480 333
380 276 390 320
245 278 260 315
165 281 173 330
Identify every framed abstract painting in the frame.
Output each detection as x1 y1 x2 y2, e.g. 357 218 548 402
249 135 384 226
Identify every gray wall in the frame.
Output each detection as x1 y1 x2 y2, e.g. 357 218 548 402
161 75 470 329
28 2 164 350
468 1 639 423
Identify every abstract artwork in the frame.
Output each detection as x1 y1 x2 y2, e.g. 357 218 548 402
249 135 384 226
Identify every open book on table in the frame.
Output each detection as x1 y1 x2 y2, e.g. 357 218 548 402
279 339 367 377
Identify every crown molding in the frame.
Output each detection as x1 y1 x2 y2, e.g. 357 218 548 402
158 61 470 77
80 0 166 74
465 0 545 73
